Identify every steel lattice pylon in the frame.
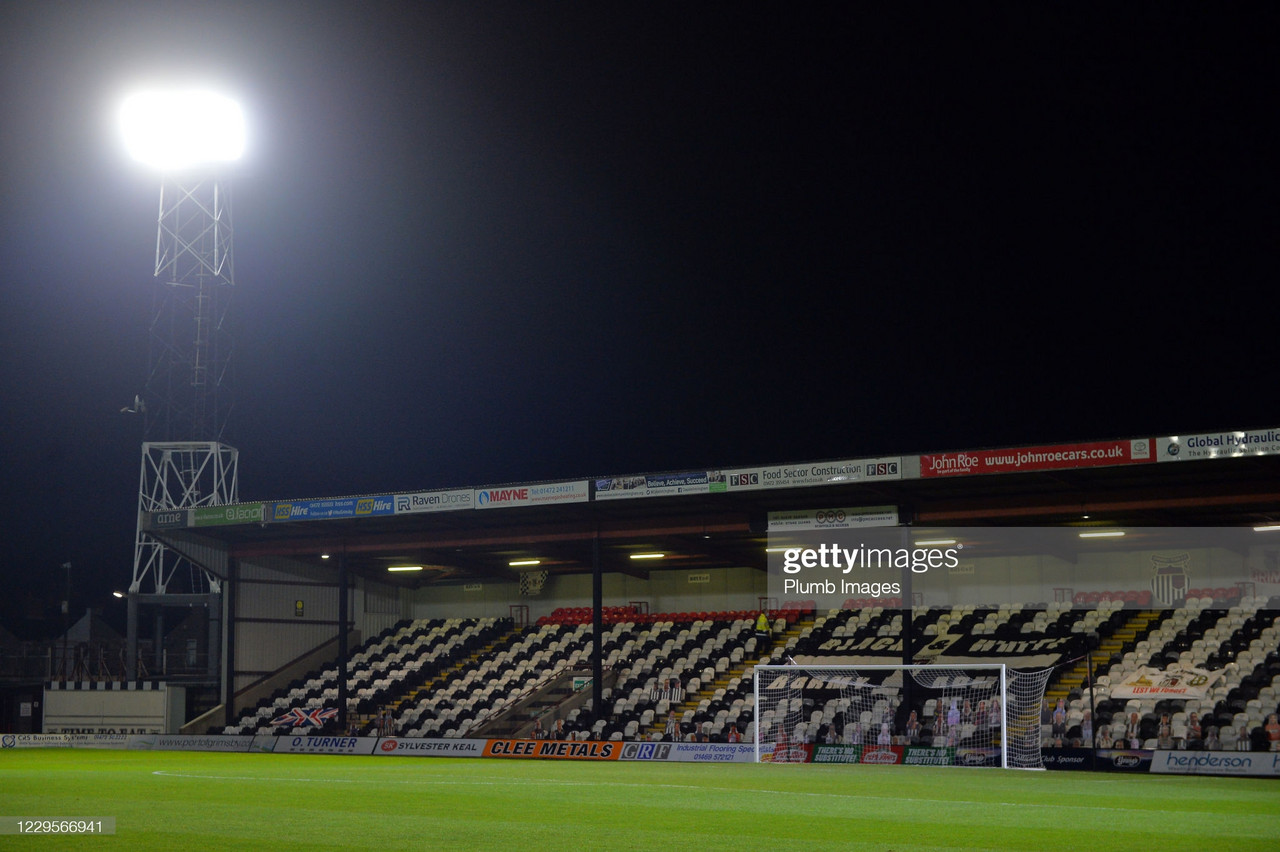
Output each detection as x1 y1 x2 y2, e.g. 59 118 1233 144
130 176 238 597
132 441 237 594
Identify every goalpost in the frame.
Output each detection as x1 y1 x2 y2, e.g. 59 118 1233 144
753 663 1052 769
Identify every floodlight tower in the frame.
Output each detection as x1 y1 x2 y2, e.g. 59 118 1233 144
119 89 245 603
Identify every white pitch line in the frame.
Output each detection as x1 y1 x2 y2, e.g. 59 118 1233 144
150 770 1206 814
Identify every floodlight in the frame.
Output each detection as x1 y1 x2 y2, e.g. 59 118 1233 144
508 559 541 567
387 565 424 572
629 552 665 560
120 89 245 171
1078 530 1125 539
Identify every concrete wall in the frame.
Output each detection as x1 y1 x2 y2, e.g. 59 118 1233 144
43 684 184 734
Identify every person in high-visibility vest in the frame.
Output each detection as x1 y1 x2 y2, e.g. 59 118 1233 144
755 611 772 655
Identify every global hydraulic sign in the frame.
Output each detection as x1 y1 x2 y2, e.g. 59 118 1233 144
1158 428 1280 462
269 496 395 522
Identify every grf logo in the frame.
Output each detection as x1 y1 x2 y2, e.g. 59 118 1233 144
620 742 671 760
1150 553 1190 606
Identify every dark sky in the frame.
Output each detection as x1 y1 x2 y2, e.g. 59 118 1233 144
1 2 1277 634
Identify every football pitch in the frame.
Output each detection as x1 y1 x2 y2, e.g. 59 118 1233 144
1 749 1277 851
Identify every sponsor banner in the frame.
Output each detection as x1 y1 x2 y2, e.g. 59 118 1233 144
917 439 1153 478
273 736 377 755
394 489 474 514
148 509 189 529
269 496 395 522
1159 429 1280 462
903 746 956 766
193 503 264 527
725 458 903 492
250 735 278 753
765 743 814 763
1041 748 1095 771
129 734 256 752
47 734 132 749
593 471 726 500
1151 750 1280 777
373 737 486 757
954 746 1000 767
1109 666 1223 700
474 481 590 509
859 746 903 765
1098 749 1153 772
665 743 756 763
45 725 162 735
767 506 899 532
482 739 621 760
811 744 862 764
619 741 755 763
618 741 676 761
1 734 75 749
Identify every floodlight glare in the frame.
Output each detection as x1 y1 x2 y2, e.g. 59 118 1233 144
120 89 245 171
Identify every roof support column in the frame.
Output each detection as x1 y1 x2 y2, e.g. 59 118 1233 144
338 550 349 734
592 531 603 728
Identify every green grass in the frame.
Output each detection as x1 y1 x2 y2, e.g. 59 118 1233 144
1 749 1277 850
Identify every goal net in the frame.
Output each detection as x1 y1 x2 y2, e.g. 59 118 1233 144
753 664 1051 769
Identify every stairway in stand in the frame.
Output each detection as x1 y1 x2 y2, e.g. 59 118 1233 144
642 617 812 740
1045 610 1165 704
354 622 521 729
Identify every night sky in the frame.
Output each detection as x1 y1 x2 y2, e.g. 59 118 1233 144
1 2 1276 635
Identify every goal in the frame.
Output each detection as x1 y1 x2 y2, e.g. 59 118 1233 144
752 663 1051 769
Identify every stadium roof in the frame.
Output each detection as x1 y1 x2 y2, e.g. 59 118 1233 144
146 428 1280 591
